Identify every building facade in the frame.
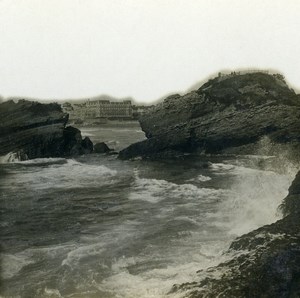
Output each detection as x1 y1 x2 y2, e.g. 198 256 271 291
62 99 134 121
85 99 132 119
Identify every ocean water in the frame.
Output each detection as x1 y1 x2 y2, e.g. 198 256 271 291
0 123 297 298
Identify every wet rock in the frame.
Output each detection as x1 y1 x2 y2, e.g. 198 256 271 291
62 126 93 155
120 72 300 159
279 171 300 217
81 137 94 154
62 126 82 155
0 99 93 159
94 142 111 153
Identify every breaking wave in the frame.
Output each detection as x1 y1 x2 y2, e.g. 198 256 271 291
1 154 297 298
1 158 117 191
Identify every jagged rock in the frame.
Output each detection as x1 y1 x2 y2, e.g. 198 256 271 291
0 99 93 159
63 126 82 154
119 72 300 159
81 137 94 154
94 142 111 153
173 171 300 298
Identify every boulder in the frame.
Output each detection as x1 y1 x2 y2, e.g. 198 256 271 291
119 72 300 159
81 137 94 154
62 126 93 156
94 142 111 153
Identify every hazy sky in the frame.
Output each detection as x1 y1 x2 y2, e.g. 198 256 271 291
0 0 300 103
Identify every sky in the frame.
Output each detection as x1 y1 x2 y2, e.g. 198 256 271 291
0 0 300 103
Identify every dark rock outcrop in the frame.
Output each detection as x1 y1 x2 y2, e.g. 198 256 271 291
94 142 112 153
0 99 93 159
173 171 300 298
63 126 94 155
119 72 300 159
81 136 94 154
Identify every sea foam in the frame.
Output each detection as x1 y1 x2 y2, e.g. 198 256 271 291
2 159 118 191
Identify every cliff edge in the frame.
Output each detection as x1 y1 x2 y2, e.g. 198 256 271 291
119 72 300 159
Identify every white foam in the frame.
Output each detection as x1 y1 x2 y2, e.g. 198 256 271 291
0 152 26 163
197 174 212 182
3 159 117 190
18 157 67 165
44 288 62 297
1 243 79 281
211 164 296 236
1 253 34 279
210 162 236 172
129 174 223 204
187 174 212 182
61 243 105 268
2 157 297 297
61 219 144 270
98 161 297 297
96 243 232 298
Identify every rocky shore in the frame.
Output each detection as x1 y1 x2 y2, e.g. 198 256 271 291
172 170 300 297
119 71 300 297
119 72 300 160
0 99 93 160
1 73 299 297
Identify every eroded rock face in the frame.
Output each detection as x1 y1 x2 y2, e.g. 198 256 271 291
119 72 300 159
0 99 93 159
173 171 300 298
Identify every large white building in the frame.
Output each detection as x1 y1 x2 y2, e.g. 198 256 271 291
85 99 132 119
62 99 133 121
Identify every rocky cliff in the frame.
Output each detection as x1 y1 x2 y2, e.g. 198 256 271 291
172 170 300 297
0 99 93 160
119 72 300 159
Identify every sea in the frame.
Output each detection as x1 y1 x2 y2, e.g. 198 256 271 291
0 122 297 298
